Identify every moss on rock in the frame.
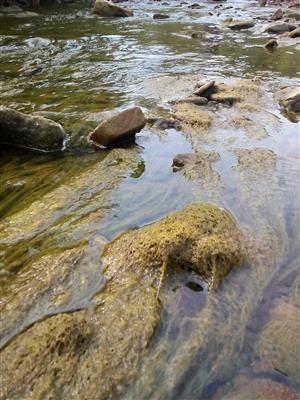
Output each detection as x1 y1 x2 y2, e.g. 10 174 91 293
0 203 245 400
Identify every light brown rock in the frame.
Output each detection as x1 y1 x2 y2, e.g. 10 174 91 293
88 107 146 147
93 0 133 17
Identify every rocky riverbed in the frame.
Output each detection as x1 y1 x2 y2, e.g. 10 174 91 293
0 0 299 399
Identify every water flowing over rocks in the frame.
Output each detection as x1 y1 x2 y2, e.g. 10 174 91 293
0 203 245 400
0 1 299 399
0 106 66 152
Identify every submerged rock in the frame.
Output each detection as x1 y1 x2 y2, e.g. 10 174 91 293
88 107 146 147
148 117 181 130
0 203 244 399
213 375 299 400
0 106 66 152
92 0 133 17
255 301 300 381
172 103 213 131
172 150 220 187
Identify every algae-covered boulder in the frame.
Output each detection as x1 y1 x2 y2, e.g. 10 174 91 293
93 0 133 17
0 106 66 152
102 203 245 289
0 203 244 400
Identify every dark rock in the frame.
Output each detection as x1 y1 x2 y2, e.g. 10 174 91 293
264 38 278 49
194 80 215 97
172 153 195 168
228 20 255 30
153 13 169 19
92 0 133 17
275 86 300 116
289 26 300 38
88 107 146 147
0 106 66 152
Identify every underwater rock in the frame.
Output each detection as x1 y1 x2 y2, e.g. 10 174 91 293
265 38 278 49
227 20 255 30
254 301 300 381
0 203 244 400
213 375 299 400
148 117 181 130
234 148 277 175
0 106 66 152
275 86 300 116
172 149 220 187
266 22 297 34
92 0 133 17
88 107 146 147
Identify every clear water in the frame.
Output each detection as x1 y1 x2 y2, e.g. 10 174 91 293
0 1 299 398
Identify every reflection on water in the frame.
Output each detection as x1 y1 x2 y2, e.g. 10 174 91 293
0 1 299 399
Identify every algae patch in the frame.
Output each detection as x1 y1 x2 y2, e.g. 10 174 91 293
0 203 245 400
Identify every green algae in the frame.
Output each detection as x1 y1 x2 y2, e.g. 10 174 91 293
0 202 244 400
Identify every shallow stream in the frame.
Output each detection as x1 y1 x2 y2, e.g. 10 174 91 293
0 1 299 398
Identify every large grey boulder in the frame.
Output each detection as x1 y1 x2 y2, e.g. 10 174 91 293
88 107 146 147
93 0 133 17
0 106 66 152
266 22 297 34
